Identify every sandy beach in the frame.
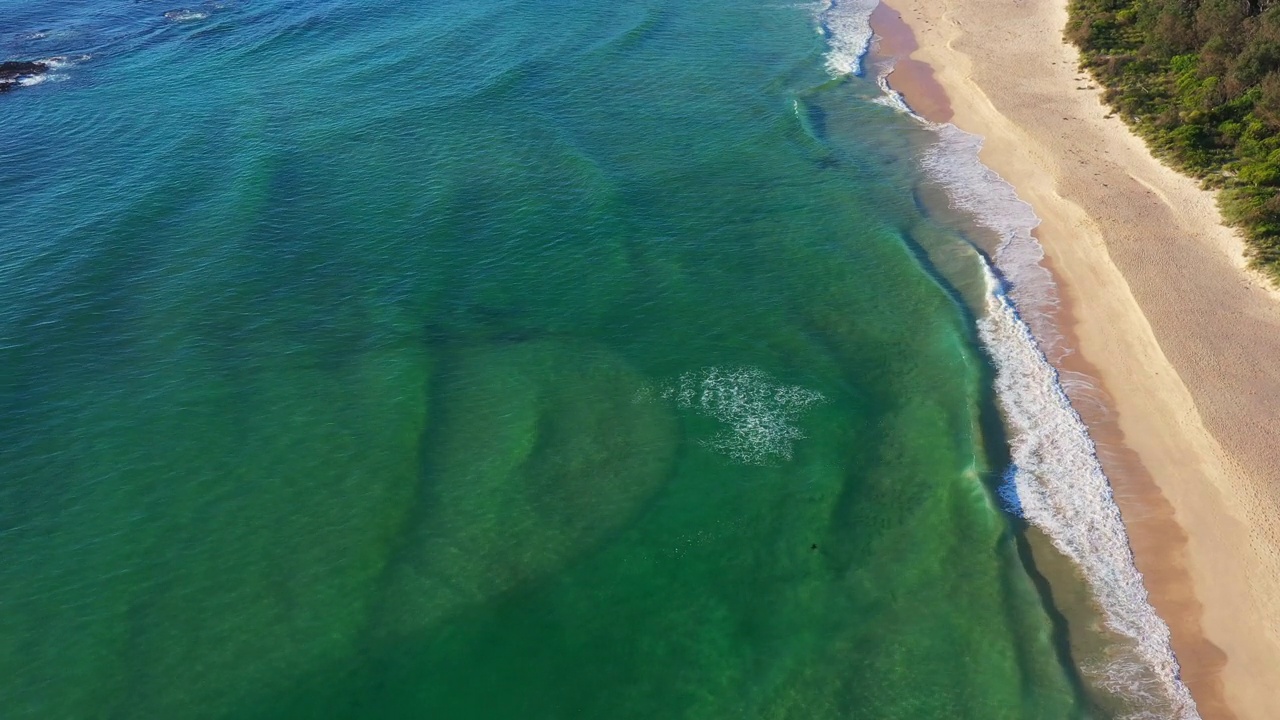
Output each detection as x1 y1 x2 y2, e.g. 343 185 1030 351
869 1 1280 717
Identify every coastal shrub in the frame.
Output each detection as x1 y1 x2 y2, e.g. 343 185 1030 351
1068 0 1280 280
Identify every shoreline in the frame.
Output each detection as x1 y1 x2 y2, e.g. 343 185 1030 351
867 1 1280 718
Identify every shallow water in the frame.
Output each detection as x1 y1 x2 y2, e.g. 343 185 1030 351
0 0 1105 717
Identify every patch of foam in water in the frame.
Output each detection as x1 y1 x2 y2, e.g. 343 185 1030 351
639 367 825 465
165 9 210 22
38 55 89 71
818 0 880 77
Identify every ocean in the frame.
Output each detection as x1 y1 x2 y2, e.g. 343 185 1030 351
0 0 1192 718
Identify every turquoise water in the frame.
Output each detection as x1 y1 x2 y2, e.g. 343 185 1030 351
1 0 1096 717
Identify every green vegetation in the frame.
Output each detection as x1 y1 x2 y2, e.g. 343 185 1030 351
1067 0 1280 278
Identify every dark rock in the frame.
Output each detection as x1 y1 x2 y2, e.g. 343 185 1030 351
0 60 49 93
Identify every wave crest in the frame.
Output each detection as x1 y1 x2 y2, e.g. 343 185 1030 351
979 266 1197 719
818 0 881 76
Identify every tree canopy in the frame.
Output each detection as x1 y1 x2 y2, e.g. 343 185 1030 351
1068 0 1280 278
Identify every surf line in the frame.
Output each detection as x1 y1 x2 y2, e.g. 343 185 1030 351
817 1 1203 717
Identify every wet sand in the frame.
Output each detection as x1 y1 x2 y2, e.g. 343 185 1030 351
868 2 1280 718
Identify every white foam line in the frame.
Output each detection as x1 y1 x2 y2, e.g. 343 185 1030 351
818 0 882 77
902 71 1198 720
825 8 1202 719
980 265 1198 719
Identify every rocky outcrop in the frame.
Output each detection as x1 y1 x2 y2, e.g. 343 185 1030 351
0 61 48 92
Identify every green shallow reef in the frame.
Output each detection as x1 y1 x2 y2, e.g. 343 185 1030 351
0 0 1096 717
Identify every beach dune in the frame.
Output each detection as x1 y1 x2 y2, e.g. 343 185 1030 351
870 0 1280 718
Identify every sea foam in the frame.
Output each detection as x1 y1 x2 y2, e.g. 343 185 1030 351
165 9 211 22
823 8 1201 720
638 367 826 465
818 0 881 76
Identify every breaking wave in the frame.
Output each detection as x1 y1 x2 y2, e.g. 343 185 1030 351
821 5 1201 719
978 264 1198 719
817 0 881 76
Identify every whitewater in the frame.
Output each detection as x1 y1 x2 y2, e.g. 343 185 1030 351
818 1 1201 717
